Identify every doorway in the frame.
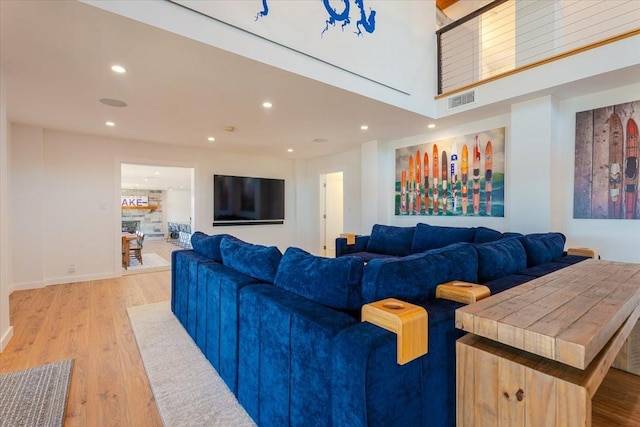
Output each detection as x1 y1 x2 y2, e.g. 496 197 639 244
120 163 194 274
320 172 344 257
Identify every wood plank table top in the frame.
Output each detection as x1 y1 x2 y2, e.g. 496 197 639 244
455 259 640 369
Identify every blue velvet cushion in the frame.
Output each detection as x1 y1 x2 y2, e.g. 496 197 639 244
190 231 229 262
361 243 478 303
238 285 358 426
274 247 364 310
333 298 466 427
220 236 282 283
472 226 503 243
501 232 524 239
475 238 527 283
411 223 476 253
366 224 415 256
344 252 399 263
519 233 566 267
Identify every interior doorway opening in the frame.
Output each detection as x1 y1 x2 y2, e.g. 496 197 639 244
120 163 194 274
319 172 344 257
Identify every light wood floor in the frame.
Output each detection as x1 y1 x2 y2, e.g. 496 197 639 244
143 238 182 262
1 270 640 426
1 272 170 426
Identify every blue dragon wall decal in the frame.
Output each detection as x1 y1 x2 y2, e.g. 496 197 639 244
256 0 376 37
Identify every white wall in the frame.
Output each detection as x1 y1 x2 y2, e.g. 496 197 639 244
386 114 511 232
10 125 296 289
555 83 640 262
166 189 192 223
0 68 13 351
295 148 361 255
366 86 640 263
84 0 438 118
10 126 44 289
509 96 555 233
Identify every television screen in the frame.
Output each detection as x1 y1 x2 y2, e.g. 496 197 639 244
213 175 285 225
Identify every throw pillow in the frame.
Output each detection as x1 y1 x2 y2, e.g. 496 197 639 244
366 224 415 256
274 247 363 310
519 233 566 267
190 232 229 262
475 238 527 282
472 226 503 243
411 223 476 253
219 236 282 283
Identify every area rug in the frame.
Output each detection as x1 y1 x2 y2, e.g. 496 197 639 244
127 302 255 427
0 359 74 427
124 253 171 274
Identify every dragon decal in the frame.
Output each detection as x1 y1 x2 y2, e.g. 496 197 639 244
256 0 376 37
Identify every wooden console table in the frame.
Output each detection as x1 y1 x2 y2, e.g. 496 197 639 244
455 259 640 426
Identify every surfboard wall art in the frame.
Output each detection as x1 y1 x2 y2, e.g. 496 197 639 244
574 100 640 220
395 127 506 217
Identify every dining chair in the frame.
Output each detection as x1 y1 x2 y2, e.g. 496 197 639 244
129 231 144 265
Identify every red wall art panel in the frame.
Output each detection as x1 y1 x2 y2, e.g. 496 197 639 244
574 101 639 219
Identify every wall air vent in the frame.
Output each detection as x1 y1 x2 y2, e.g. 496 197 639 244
448 90 476 109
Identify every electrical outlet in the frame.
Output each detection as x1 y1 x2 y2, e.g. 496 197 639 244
68 264 75 274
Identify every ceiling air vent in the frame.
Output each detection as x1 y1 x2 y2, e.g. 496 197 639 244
448 90 476 109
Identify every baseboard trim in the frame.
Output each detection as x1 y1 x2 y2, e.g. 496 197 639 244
9 281 45 294
44 271 117 286
10 271 120 292
0 325 14 352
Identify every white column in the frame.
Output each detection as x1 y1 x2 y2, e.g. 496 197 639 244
509 95 557 233
0 68 14 351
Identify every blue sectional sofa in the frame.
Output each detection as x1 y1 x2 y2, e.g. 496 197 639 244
336 222 521 261
171 225 589 427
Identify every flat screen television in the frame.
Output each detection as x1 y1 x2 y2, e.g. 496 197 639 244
213 174 285 226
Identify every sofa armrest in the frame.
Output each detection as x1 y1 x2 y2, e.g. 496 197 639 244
332 298 465 427
336 235 369 257
567 247 599 259
361 298 428 365
436 281 491 305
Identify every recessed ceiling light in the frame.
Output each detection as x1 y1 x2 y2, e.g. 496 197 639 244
208 137 215 142
360 125 369 130
99 98 127 107
287 148 293 153
224 126 235 132
263 102 273 108
428 123 436 129
154 171 161 175
180 186 184 189
144 178 149 182
111 65 126 73
105 121 115 127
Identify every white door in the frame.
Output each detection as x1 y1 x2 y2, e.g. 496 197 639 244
320 172 344 257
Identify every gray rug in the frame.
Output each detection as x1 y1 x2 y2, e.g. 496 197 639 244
0 359 74 427
127 302 256 427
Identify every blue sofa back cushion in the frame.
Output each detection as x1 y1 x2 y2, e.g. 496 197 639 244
366 224 415 256
274 247 363 310
411 223 476 253
361 243 478 303
190 232 230 262
519 233 566 267
220 236 282 283
472 226 503 244
475 238 527 283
